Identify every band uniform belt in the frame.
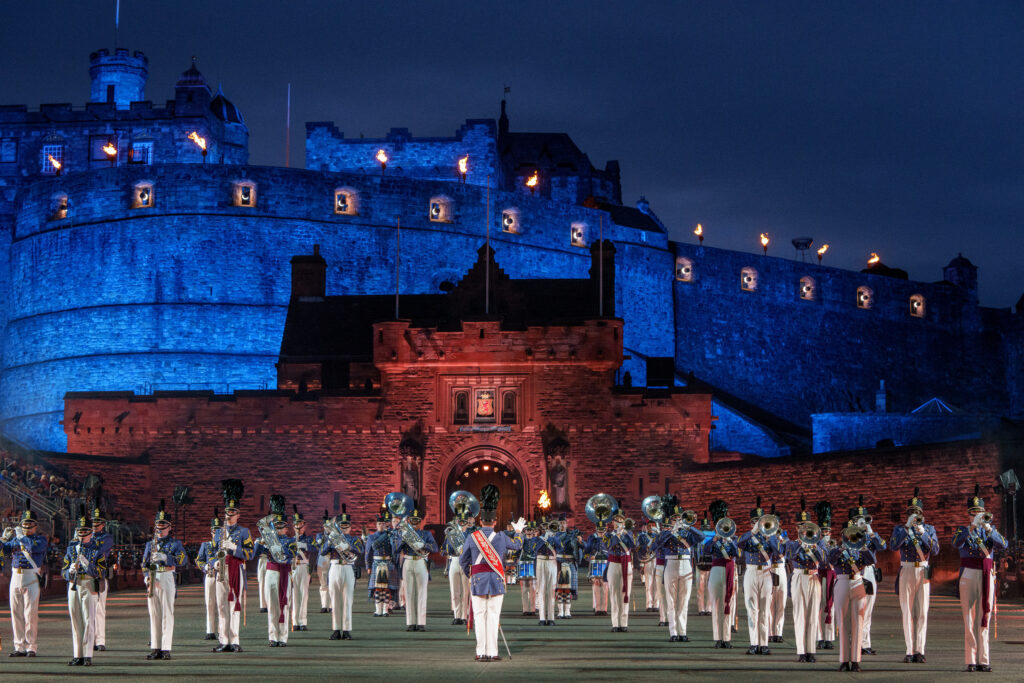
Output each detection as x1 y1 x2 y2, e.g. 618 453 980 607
14 567 33 574
155 567 175 572
901 560 928 568
329 559 353 565
372 556 390 561
772 562 785 568
76 576 96 584
664 554 691 561
556 555 573 560
405 556 426 561
794 568 818 575
837 573 861 580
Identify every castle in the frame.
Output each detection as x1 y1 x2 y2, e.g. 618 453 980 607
1 48 1022 465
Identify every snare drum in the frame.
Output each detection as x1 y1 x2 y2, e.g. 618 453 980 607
590 559 608 578
517 560 536 580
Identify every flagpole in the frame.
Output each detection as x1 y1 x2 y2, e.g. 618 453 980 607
115 0 120 47
485 175 491 315
599 214 604 317
395 218 401 319
285 83 291 168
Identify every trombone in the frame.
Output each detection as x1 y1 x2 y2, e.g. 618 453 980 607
797 521 821 546
713 517 736 559
755 513 780 537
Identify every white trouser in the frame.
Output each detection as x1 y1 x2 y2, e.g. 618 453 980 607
791 571 821 655
216 567 245 646
403 557 429 625
899 562 930 655
9 571 40 653
257 556 268 609
644 561 659 608
68 580 98 658
263 567 289 643
472 594 504 657
448 557 469 619
95 578 108 646
536 558 557 621
204 574 218 633
607 561 631 628
655 564 667 622
744 565 772 646
520 578 536 612
819 580 835 641
960 567 994 666
860 565 876 648
770 563 787 637
835 575 867 664
329 563 355 631
708 565 732 641
697 566 709 612
147 571 176 652
732 570 740 628
291 563 310 626
317 556 331 609
664 557 693 637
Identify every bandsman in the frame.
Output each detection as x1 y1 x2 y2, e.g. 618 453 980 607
953 484 1007 673
829 518 871 672
785 499 825 663
889 487 939 664
848 495 885 656
290 505 318 632
695 513 713 616
324 505 364 640
815 501 837 651
63 507 106 666
443 509 473 625
705 500 738 649
737 497 783 656
391 506 438 631
212 479 254 653
89 500 115 653
315 509 332 613
532 517 560 625
517 521 538 616
654 504 704 642
584 521 609 616
636 519 660 613
605 510 635 632
2 500 48 657
555 515 583 619
142 500 187 661
195 509 223 641
366 507 398 616
766 504 788 644
253 494 298 647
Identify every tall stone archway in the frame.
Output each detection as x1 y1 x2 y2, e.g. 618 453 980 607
441 445 527 525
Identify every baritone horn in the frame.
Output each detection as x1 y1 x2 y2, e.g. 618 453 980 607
797 521 821 546
715 517 736 539
585 493 619 525
447 490 480 520
641 495 664 523
755 513 780 537
842 524 867 550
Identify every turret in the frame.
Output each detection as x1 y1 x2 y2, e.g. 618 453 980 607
89 48 148 108
174 58 212 115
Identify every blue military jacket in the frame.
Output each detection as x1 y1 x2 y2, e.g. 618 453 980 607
784 539 827 570
952 525 1007 559
827 545 873 575
254 534 298 563
293 533 319 565
459 526 522 596
196 540 218 574
703 535 739 560
62 539 107 581
392 527 438 558
737 531 783 566
652 527 705 557
890 524 939 562
143 536 187 569
322 532 364 562
216 524 254 561
2 532 48 570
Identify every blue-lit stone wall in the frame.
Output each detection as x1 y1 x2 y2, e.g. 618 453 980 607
811 412 1003 453
671 242 1015 429
3 164 671 450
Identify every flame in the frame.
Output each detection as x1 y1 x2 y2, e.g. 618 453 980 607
760 232 770 248
526 171 538 188
187 131 207 151
868 252 880 265
47 155 62 171
694 223 703 237
817 244 830 256
458 155 468 175
376 149 388 164
537 490 551 510
102 143 117 157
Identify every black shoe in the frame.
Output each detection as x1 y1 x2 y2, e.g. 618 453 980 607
714 640 722 648
203 633 216 640
612 627 621 633
83 658 92 666
452 618 460 625
475 655 486 661
824 641 834 649
915 654 926 663
850 662 861 672
621 627 628 632
839 662 850 671
406 625 416 632
146 649 162 660
279 642 287 647
300 625 308 631
966 665 977 672
722 641 734 649
658 621 669 627
69 658 82 666
798 655 807 663
978 665 992 672
9 651 27 657
231 645 242 652
26 652 36 657
161 651 171 660
680 635 689 642
213 644 230 652
260 607 268 613
547 620 555 626
904 655 915 663
269 640 279 647
807 654 817 663
862 647 876 655
417 625 425 631
816 640 824 649
320 607 329 613
95 644 107 650
732 625 739 633
342 631 352 640
759 646 771 655
746 646 758 655
330 630 341 640
538 620 546 626
669 635 679 642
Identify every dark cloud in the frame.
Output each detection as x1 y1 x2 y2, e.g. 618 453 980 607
2 2 1021 305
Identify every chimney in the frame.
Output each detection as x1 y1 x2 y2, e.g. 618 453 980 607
290 245 327 298
875 380 890 413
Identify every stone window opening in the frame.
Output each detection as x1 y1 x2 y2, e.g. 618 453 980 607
234 181 256 207
453 391 469 425
501 391 517 424
132 182 154 209
740 267 759 292
429 196 453 222
857 285 874 309
910 294 926 318
334 187 359 215
675 257 694 282
41 143 65 175
130 141 154 165
49 193 68 221
570 222 586 247
799 276 816 300
501 209 520 234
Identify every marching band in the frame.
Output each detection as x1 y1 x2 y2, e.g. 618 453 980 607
0 481 1015 673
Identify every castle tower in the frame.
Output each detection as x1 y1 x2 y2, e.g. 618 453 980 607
944 253 979 301
89 48 148 108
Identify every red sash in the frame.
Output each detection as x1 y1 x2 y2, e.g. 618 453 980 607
822 566 837 623
471 529 505 576
226 555 245 613
962 557 995 627
712 557 736 613
608 553 631 603
268 562 292 623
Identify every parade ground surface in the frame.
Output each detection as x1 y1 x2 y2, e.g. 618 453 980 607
4 581 1023 681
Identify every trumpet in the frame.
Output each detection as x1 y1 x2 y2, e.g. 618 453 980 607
715 517 736 539
973 511 994 528
854 514 873 530
797 521 821 546
907 513 924 527
755 513 780 537
842 525 867 550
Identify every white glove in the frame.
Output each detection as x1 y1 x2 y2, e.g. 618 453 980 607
298 542 307 550
512 517 527 534
222 539 237 551
152 552 167 564
1 527 13 542
77 554 89 571
865 524 874 536
412 540 424 551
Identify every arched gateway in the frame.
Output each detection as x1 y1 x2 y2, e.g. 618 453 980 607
441 446 527 526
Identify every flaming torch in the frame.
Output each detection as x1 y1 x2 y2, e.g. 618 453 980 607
457 155 468 183
526 170 538 195
48 155 62 176
188 132 207 163
102 141 118 167
817 243 829 263
376 148 388 175
867 252 880 267
694 223 704 245
537 490 551 513
760 232 770 255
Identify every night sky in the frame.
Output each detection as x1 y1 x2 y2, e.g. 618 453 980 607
3 2 1022 307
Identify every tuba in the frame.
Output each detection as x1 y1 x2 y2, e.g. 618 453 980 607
256 514 286 562
641 495 665 523
385 492 427 557
797 521 821 546
445 490 480 554
585 493 619 526
324 517 358 563
755 513 780 537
